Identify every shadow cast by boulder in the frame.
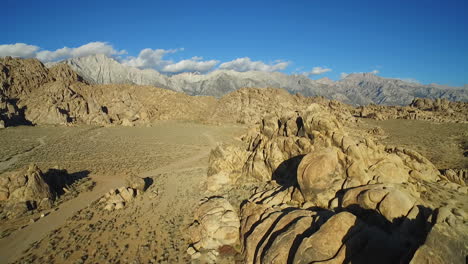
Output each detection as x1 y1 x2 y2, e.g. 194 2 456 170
338 205 434 264
241 201 435 264
143 177 153 191
272 155 305 187
42 168 90 197
1 99 33 127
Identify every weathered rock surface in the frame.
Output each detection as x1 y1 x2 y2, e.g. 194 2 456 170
0 165 53 206
0 165 92 220
124 174 146 192
202 100 467 263
187 197 240 263
208 103 442 196
440 168 467 186
235 179 467 264
100 187 138 211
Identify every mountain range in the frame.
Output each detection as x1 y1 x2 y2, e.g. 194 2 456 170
48 54 467 105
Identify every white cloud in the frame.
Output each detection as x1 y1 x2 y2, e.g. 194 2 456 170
0 42 287 74
0 42 126 62
122 48 180 69
122 48 217 73
219 57 289 72
304 66 332 76
161 56 219 73
0 43 40 58
371 69 379 74
340 72 349 79
36 42 126 62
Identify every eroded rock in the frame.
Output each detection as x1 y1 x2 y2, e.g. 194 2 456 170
187 197 240 262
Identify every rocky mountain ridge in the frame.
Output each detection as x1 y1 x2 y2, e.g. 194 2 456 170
50 54 468 105
1 57 467 129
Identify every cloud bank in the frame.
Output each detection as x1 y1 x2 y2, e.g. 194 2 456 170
0 42 345 78
3 42 293 74
219 57 289 72
0 42 126 63
0 43 39 58
36 42 127 62
161 57 219 73
122 48 179 70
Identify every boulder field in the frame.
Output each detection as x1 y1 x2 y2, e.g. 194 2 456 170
191 103 467 263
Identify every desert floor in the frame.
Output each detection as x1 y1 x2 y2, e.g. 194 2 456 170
0 121 245 264
0 119 466 263
360 119 468 169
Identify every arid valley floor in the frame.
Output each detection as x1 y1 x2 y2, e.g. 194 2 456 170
0 122 245 263
0 117 466 263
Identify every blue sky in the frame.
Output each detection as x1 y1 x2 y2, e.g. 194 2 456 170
2 0 468 86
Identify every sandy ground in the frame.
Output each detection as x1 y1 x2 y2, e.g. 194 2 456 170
359 119 468 169
0 121 245 264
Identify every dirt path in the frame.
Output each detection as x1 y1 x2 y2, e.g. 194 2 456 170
0 125 230 263
0 175 124 263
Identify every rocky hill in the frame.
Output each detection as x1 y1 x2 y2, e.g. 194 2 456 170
1 57 467 129
51 54 468 105
1 57 216 127
189 104 468 263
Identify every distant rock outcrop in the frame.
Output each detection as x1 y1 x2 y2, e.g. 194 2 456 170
354 97 468 123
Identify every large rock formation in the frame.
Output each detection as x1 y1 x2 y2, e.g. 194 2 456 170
0 164 53 204
0 165 54 219
235 178 467 264
203 102 467 263
0 164 93 220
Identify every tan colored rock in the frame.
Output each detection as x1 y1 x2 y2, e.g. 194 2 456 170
119 188 135 202
5 164 53 204
297 148 344 205
188 197 240 256
261 215 313 264
342 184 416 222
0 189 9 201
104 203 115 211
378 189 415 221
207 144 246 191
293 212 360 264
114 202 125 210
125 174 146 192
